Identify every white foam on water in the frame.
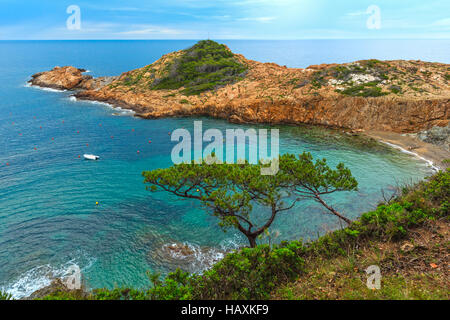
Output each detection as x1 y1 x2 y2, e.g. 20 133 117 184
219 234 243 252
161 241 228 274
27 84 67 93
77 99 136 116
111 106 136 116
1 256 96 299
81 99 113 107
25 81 67 92
380 141 440 172
165 235 243 274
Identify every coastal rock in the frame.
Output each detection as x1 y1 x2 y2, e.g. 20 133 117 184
29 66 89 90
166 243 195 257
416 123 450 151
25 278 88 300
149 241 228 273
28 43 450 134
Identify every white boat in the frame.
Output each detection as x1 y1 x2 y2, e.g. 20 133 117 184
83 154 100 161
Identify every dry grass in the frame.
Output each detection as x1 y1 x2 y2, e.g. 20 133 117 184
273 219 449 300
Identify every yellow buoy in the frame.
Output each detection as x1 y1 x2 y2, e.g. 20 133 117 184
96 202 99 205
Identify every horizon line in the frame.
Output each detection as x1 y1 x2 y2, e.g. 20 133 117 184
1 38 449 41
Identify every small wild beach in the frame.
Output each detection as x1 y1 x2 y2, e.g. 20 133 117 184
1 39 448 299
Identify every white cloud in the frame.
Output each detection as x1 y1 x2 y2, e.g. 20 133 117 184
117 25 188 35
432 18 450 26
238 16 277 23
346 11 367 17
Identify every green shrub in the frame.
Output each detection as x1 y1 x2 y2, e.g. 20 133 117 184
151 40 247 95
389 85 402 94
191 242 305 299
339 83 388 97
148 269 193 300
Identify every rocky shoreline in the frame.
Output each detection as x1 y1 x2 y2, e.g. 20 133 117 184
28 42 450 164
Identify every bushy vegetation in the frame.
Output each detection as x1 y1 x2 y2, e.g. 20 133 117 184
191 242 305 299
389 85 402 94
337 82 389 97
151 40 248 95
20 168 450 300
310 60 394 97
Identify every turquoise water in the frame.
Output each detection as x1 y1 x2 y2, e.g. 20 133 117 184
0 40 446 298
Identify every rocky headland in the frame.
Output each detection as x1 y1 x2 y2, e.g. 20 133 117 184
28 40 450 165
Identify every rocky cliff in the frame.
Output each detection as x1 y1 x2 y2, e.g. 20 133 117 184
29 40 450 134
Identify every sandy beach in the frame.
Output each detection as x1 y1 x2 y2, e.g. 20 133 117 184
366 130 450 170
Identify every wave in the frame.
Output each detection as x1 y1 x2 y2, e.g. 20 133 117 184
110 106 136 116
68 96 135 116
380 141 439 172
0 255 96 299
26 83 67 93
160 242 225 272
153 234 243 274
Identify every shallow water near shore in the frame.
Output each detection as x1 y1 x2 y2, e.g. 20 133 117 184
0 40 446 298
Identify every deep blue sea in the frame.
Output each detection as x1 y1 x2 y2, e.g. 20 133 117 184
0 40 448 298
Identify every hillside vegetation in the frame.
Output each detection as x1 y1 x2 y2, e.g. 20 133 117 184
116 40 248 96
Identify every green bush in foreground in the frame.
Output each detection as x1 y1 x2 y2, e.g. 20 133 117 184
34 168 449 300
190 242 305 299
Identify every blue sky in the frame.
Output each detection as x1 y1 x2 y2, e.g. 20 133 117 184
0 0 449 39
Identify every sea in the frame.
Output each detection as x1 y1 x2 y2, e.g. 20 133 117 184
0 39 448 298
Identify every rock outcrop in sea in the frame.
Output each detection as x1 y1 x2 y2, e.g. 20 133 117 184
29 41 449 135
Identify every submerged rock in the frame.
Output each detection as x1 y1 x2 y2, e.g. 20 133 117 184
150 241 229 273
166 243 196 258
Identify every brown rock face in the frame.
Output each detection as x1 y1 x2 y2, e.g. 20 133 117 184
28 47 450 134
29 66 91 90
25 278 88 300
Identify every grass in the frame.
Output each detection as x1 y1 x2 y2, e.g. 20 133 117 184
276 269 448 300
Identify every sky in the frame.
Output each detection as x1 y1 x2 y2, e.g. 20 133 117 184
0 0 449 40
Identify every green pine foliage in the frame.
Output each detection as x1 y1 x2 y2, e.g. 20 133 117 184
151 40 248 95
